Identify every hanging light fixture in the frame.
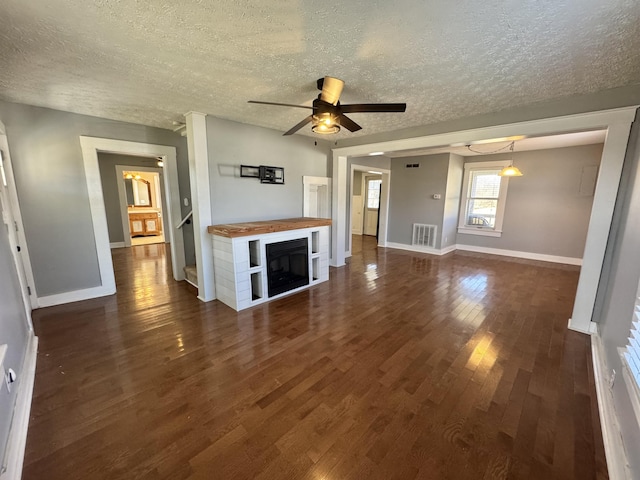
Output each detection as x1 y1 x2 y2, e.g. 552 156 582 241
498 142 523 177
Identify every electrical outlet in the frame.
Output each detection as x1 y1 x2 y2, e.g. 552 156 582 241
433 194 442 200
609 369 616 389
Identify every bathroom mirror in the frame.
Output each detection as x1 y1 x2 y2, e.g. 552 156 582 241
124 177 152 207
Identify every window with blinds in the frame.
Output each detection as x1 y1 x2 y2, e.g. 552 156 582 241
457 161 511 237
621 289 640 428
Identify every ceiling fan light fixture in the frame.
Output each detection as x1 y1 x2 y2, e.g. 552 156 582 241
312 123 340 134
312 112 340 134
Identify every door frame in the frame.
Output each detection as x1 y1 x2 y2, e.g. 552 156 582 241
115 165 165 248
303 176 331 218
347 164 390 257
80 137 185 299
0 122 38 314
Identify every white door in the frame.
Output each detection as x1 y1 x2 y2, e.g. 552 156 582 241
364 177 381 236
351 195 363 234
303 176 331 218
0 128 36 320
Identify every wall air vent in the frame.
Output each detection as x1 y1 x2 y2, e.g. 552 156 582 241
412 223 437 248
405 163 420 168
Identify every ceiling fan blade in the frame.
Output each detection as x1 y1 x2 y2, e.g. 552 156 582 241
341 103 407 113
319 76 344 106
248 100 313 110
338 114 362 133
283 116 313 136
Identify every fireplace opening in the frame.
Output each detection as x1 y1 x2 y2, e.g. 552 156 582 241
266 238 309 297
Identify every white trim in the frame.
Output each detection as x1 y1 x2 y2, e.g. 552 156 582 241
385 242 456 256
79 136 186 303
185 112 215 302
455 244 582 265
38 285 115 308
570 121 634 333
591 332 632 480
384 242 579 264
346 164 391 258
458 160 510 236
0 125 38 311
457 228 502 237
302 176 331 218
109 242 125 249
331 106 637 333
0 334 37 480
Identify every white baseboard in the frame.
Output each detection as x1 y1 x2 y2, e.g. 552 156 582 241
455 244 582 266
383 242 581 265
37 285 115 308
385 242 454 256
591 331 632 479
109 242 125 249
1 334 38 480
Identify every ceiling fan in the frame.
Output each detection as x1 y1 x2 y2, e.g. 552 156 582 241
248 76 407 136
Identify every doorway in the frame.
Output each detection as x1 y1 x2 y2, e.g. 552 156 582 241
80 137 186 301
115 165 166 247
331 108 636 334
347 164 390 257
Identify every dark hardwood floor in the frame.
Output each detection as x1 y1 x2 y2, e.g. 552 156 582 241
24 236 608 479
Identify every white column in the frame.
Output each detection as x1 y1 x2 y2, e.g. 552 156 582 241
569 121 634 333
185 112 215 302
331 153 347 267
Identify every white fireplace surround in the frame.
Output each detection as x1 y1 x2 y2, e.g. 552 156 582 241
211 226 330 311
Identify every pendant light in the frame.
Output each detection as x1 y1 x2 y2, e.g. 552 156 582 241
498 142 523 177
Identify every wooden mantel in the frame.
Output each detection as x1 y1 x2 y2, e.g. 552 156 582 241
208 217 332 238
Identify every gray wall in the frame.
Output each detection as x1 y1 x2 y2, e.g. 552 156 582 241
98 153 164 244
0 101 193 297
457 144 603 258
206 117 332 224
442 154 464 249
596 114 640 473
388 153 450 248
0 198 30 465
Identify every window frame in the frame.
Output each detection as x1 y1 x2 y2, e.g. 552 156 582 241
457 160 511 237
366 178 382 210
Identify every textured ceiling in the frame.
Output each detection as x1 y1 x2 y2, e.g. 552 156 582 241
1 0 639 139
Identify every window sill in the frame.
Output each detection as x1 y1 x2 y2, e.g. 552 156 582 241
457 227 502 238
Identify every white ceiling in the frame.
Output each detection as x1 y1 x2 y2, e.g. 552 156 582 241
1 1 639 139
